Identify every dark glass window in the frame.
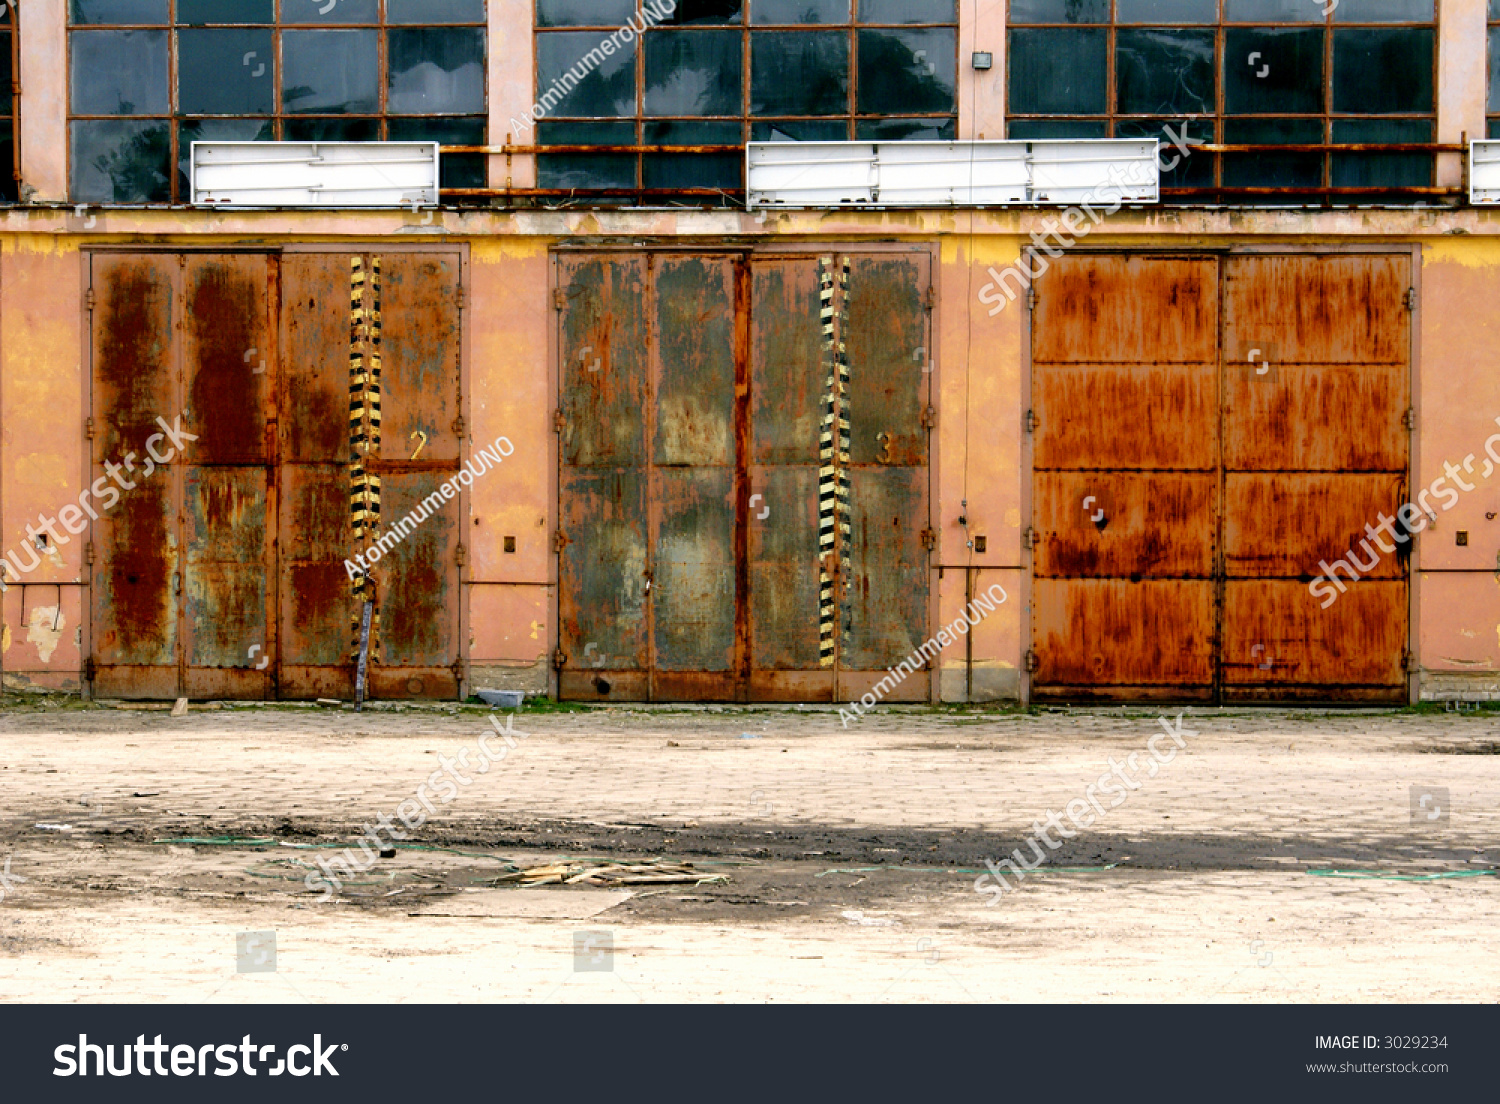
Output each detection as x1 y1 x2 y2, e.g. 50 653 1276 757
1 6 14 202
1008 0 1436 197
535 0 958 199
67 2 487 202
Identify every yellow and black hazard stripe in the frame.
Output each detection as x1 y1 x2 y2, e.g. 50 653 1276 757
836 257 853 651
818 255 838 669
348 255 385 663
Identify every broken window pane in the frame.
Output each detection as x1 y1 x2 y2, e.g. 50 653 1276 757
1007 0 1109 24
70 0 168 24
856 28 956 115
281 0 379 23
282 29 380 113
1118 117 1214 186
1332 29 1432 113
752 0 850 24
178 29 275 115
1008 29 1107 114
1222 117 1322 187
858 0 957 22
645 29 744 115
856 117 956 139
1331 118 1431 187
387 0 486 23
70 119 171 202
1223 28 1324 114
1116 0 1216 23
71 30 170 115
176 0 272 24
389 116 486 188
1116 29 1213 115
177 117 272 197
537 31 639 116
387 28 486 114
751 31 849 115
537 0 637 27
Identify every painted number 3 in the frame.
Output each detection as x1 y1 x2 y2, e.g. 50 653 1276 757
876 432 894 464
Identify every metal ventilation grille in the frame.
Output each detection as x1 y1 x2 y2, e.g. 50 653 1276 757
190 142 440 208
747 140 1159 209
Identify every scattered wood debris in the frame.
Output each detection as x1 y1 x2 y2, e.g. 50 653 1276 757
491 859 728 888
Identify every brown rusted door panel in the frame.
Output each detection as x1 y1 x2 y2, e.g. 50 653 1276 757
655 256 736 468
1033 473 1216 578
842 468 929 685
282 254 351 464
748 464 822 671
89 254 181 698
845 255 929 467
1032 365 1218 470
1032 255 1218 364
1224 364 1408 471
1224 255 1408 364
182 467 270 698
380 253 463 463
559 256 648 469
1031 579 1217 688
184 255 272 465
751 260 823 466
559 469 649 674
653 468 736 673
279 466 350 669
1224 473 1407 580
1222 580 1406 689
377 473 460 668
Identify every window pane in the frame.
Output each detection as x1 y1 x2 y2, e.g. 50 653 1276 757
644 119 742 142
750 118 850 139
387 0 486 23
388 115 486 188
179 29 275 115
645 29 744 115
752 0 850 25
388 28 486 114
70 0 168 24
1330 118 1430 187
857 28 956 115
1224 0 1321 20
855 116 956 139
283 29 379 113
1223 28 1324 114
71 30 169 115
1117 117 1213 186
751 31 849 114
177 0 272 24
1007 0 1109 24
538 153 635 187
1222 117 1321 186
536 31 639 116
858 0 956 22
643 152 741 188
1332 0 1434 21
70 119 171 202
1116 29 1213 115
281 0 379 23
1332 29 1432 113
283 117 381 140
0 120 14 202
1007 119 1108 138
1116 0 1216 23
178 117 273 197
1491 27 1500 113
1008 28 1107 114
537 0 637 27
657 0 745 25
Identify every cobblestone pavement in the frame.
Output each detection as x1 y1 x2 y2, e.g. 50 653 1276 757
0 703 1496 1002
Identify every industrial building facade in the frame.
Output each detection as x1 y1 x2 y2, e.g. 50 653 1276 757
1 0 1497 705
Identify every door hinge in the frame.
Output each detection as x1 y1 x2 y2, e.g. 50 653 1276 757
924 286 937 311
455 286 466 310
84 656 97 683
1026 287 1037 311
1024 409 1040 433
452 416 467 438
554 529 568 553
456 543 467 566
553 647 568 668
1403 407 1416 430
553 288 567 310
1403 647 1418 673
921 528 937 551
85 542 95 566
85 417 95 440
1025 649 1040 673
553 409 566 433
920 405 937 429
85 288 96 312
1023 526 1038 550
1403 287 1417 311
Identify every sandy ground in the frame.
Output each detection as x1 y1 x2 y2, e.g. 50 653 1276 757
0 701 1496 1003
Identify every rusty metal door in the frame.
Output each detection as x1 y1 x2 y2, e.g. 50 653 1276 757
557 250 932 702
1029 252 1410 703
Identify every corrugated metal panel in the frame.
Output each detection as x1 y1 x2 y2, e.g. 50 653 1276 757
747 140 1158 208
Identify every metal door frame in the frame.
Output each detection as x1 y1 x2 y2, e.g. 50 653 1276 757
1021 243 1420 707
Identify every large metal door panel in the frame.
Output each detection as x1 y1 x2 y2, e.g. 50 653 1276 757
1223 473 1407 580
1033 473 1216 578
380 254 463 463
1032 364 1218 471
559 257 648 469
1223 255 1408 364
842 467 928 698
1223 364 1408 472
1032 255 1218 364
748 465 823 675
184 255 272 465
182 467 271 699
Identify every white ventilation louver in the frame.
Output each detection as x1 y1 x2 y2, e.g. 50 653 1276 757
190 142 440 208
747 140 1159 208
1470 140 1500 204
